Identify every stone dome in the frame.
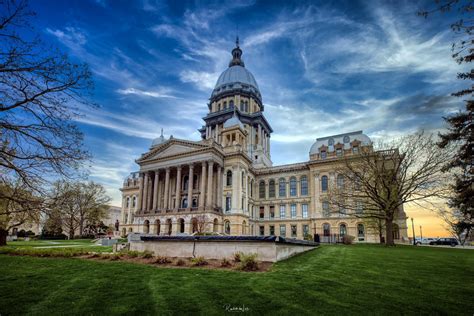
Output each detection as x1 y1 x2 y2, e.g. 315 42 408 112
210 38 262 102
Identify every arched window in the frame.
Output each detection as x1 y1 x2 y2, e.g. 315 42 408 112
166 219 172 236
321 176 328 191
269 179 275 198
300 176 308 196
240 100 244 111
223 101 227 109
124 213 128 224
242 220 246 235
242 171 245 187
245 101 249 112
178 218 184 233
339 224 347 236
122 228 127 237
323 223 331 236
290 177 297 196
129 227 133 233
143 220 150 234
322 201 330 217
126 197 130 208
213 218 218 232
132 196 136 208
226 170 232 186
192 198 198 208
279 178 286 197
229 100 234 109
192 218 198 233
155 220 161 235
183 175 189 191
357 224 365 241
259 180 266 199
337 174 344 189
224 220 231 235
182 198 188 208
393 224 400 240
250 179 254 197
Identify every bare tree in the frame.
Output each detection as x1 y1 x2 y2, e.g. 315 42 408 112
193 215 209 234
438 206 473 245
48 181 110 239
326 132 452 246
0 0 93 197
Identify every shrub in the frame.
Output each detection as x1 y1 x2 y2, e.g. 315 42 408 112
342 235 355 245
238 253 259 271
125 251 141 258
141 251 154 259
176 259 186 266
233 252 242 262
154 256 171 264
89 253 101 258
100 254 111 260
220 258 232 267
110 253 121 261
191 256 208 266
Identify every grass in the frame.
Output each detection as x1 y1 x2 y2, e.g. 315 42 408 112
2 238 113 254
0 244 473 315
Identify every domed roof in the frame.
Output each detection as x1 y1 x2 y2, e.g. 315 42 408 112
224 111 244 129
151 129 166 148
210 38 261 102
309 131 372 155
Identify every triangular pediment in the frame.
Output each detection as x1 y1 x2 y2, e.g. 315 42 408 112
138 139 209 162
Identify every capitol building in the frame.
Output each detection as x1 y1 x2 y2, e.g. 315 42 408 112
120 40 408 243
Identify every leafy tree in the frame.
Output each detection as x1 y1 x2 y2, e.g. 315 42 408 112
419 0 473 239
0 181 42 245
0 0 92 197
326 132 452 246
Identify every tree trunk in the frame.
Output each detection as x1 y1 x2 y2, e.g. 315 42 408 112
0 228 8 246
385 219 395 246
378 221 384 244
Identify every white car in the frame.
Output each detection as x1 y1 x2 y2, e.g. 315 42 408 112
415 238 436 245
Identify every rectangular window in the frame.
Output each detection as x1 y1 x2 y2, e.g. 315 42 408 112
270 205 275 218
269 180 275 198
280 225 286 237
352 146 359 154
279 179 286 197
269 225 275 236
280 205 286 219
302 204 308 218
225 197 231 213
336 148 343 157
259 206 265 219
259 226 265 236
303 224 309 237
321 151 327 159
291 204 297 218
291 225 297 237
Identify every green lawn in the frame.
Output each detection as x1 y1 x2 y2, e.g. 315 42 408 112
3 238 112 253
0 244 473 315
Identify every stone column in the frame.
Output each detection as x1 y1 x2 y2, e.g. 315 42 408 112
314 173 320 217
187 164 194 209
206 161 214 207
199 162 207 208
163 168 170 209
244 173 248 212
216 166 223 208
142 172 149 212
137 173 144 212
152 171 159 210
258 124 262 147
147 177 153 211
232 165 238 211
175 166 182 209
157 177 163 209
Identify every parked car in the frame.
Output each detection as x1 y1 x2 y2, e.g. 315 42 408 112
429 238 459 247
415 238 437 245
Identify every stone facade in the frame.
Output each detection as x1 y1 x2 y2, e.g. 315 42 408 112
120 40 408 243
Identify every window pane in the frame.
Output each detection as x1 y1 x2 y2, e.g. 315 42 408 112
279 178 286 197
302 204 308 218
291 204 296 218
269 179 275 198
280 205 286 219
291 225 297 237
280 225 286 237
300 176 308 195
290 177 297 196
321 176 328 191
259 181 266 199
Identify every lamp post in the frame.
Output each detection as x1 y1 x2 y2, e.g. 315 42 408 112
420 225 423 240
411 218 415 246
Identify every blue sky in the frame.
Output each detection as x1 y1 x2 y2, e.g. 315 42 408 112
31 0 464 206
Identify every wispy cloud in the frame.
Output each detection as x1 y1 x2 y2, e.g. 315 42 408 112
117 87 179 99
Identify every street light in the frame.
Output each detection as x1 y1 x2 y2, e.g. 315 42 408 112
411 218 415 246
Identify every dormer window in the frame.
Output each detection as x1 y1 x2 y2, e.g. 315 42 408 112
336 148 343 157
321 151 327 159
352 146 359 154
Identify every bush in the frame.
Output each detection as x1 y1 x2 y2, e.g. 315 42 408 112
191 256 208 266
88 253 101 258
141 251 154 259
233 252 242 262
125 251 141 258
154 256 171 264
238 253 259 271
342 235 355 245
176 258 186 266
220 258 232 267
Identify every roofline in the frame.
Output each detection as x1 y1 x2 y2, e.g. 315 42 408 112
315 130 365 141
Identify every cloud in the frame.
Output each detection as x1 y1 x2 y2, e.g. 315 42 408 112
117 87 179 99
46 27 87 47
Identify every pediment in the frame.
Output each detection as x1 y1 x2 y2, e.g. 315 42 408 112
138 140 208 162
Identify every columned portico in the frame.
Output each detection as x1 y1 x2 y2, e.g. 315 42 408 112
199 162 207 209
206 161 214 208
187 164 194 209
164 168 170 209
175 166 182 209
